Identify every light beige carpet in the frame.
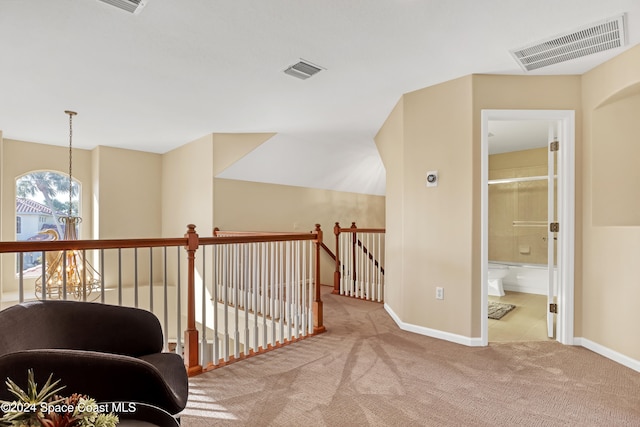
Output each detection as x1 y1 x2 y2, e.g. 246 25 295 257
181 286 640 426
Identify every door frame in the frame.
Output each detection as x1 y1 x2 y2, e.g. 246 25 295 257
480 109 575 346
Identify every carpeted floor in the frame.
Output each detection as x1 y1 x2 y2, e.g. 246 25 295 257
181 286 640 426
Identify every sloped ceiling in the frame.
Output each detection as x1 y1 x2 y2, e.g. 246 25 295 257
1 1 639 196
217 132 386 195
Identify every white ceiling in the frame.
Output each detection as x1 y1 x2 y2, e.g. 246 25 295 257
1 0 639 195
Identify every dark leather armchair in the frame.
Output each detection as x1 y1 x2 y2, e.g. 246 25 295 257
0 300 188 416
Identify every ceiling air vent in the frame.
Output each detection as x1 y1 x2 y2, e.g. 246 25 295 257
97 0 148 14
510 14 626 71
284 60 324 80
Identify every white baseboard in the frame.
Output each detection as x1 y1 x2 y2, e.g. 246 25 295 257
384 303 483 347
574 337 640 373
382 304 640 371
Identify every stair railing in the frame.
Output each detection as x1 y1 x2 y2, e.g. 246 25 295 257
333 222 385 302
0 224 325 376
200 225 325 370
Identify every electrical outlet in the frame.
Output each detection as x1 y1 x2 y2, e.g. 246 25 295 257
436 287 444 300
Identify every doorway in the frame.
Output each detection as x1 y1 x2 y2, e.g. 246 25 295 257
480 110 575 346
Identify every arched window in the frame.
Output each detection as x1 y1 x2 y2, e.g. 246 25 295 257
15 171 81 275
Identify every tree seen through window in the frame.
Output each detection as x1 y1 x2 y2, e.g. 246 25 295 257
15 171 80 276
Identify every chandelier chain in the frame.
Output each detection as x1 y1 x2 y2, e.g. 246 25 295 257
65 110 76 218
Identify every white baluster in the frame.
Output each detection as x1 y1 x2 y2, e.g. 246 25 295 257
262 242 268 349
366 233 371 300
223 245 229 363
270 241 276 347
233 244 240 359
212 245 219 365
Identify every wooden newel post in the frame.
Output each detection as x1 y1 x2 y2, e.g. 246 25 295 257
313 224 326 334
333 222 341 295
184 224 202 375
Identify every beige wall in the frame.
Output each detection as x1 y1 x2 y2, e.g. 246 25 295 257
489 147 552 265
213 179 384 232
1 139 94 294
212 133 275 176
592 91 640 226
1 139 95 240
90 146 163 287
375 76 476 337
378 60 640 364
374 100 404 310
1 141 162 240
160 131 383 288
582 44 640 361
161 132 274 238
213 178 385 284
91 146 162 239
1 131 380 297
376 74 582 341
161 134 215 238
404 76 475 337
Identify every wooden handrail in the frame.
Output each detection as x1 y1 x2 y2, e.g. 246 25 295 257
336 222 385 234
320 242 336 261
337 227 386 233
0 237 188 253
204 233 317 245
213 228 305 237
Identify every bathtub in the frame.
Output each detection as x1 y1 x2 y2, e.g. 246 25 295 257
488 262 558 296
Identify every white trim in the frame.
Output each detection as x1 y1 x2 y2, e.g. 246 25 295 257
480 109 575 346
575 337 640 373
384 303 484 347
556 112 575 345
480 113 489 346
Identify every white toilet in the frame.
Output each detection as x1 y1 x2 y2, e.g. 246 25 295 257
488 263 509 296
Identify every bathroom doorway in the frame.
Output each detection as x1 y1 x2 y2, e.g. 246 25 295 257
480 110 575 346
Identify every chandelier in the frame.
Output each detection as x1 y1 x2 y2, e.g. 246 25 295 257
35 111 101 300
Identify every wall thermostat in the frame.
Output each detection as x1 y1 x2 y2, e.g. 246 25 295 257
426 171 438 187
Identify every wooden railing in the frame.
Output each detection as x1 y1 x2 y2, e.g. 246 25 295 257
0 224 325 376
333 222 385 302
